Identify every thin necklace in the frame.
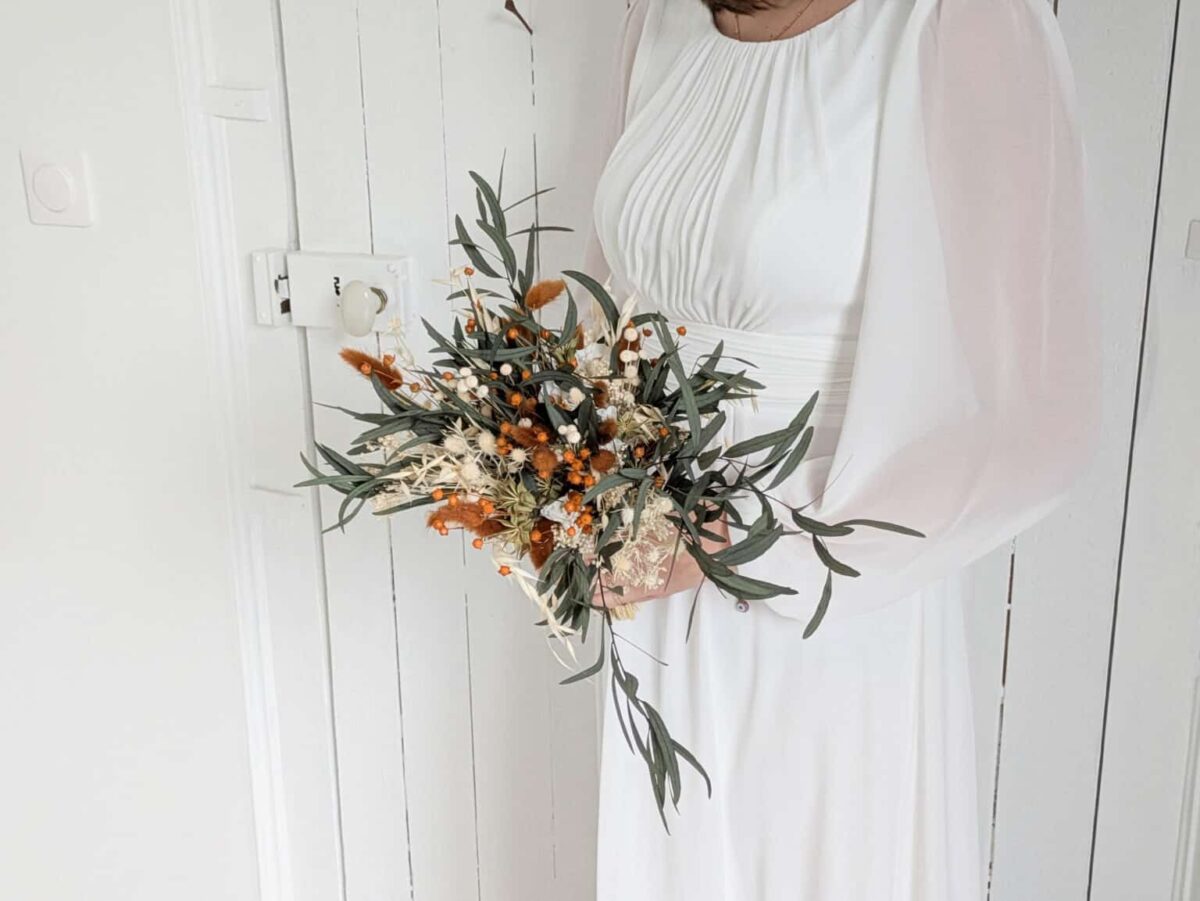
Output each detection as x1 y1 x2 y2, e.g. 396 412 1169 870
735 0 820 42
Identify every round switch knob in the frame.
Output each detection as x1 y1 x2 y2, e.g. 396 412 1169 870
339 280 388 337
32 165 76 213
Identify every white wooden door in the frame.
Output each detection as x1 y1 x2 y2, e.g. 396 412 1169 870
273 2 625 899
215 0 1200 898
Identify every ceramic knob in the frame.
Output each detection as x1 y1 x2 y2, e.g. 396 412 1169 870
339 280 388 336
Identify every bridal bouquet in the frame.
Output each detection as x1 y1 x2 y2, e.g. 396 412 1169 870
300 170 921 826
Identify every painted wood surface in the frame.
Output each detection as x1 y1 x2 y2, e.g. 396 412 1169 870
274 0 623 898
1090 0 1200 897
257 0 1200 897
989 2 1186 899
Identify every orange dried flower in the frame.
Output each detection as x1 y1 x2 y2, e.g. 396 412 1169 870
531 446 559 474
427 501 505 539
591 450 617 473
524 278 566 311
509 426 540 448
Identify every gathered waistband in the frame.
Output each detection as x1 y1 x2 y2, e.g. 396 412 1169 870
667 319 857 410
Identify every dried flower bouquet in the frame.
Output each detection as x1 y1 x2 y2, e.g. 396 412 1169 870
299 170 921 827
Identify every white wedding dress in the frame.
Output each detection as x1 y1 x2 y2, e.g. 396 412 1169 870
586 0 1096 899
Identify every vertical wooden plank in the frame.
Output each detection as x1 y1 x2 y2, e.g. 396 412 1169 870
1091 1 1199 896
989 2 1179 898
354 2 482 899
276 1 414 898
529 1 627 893
435 6 559 897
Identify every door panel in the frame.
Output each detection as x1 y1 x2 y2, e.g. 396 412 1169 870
267 0 1200 898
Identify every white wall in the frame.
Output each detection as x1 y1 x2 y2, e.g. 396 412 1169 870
0 2 261 899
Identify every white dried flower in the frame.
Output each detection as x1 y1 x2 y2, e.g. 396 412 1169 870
519 417 532 428
567 387 585 407
476 385 489 398
619 349 638 364
443 434 470 455
500 363 514 376
623 326 638 341
477 432 497 455
509 448 528 464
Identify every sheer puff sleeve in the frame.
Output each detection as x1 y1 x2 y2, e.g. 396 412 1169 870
736 0 1101 623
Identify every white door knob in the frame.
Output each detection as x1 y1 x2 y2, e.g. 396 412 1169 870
338 280 388 336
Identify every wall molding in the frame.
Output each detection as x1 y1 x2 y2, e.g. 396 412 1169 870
166 1 297 899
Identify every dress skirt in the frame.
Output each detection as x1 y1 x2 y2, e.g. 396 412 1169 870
596 569 984 901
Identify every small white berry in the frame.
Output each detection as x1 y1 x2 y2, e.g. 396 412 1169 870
458 367 472 377
623 327 638 342
476 385 489 398
499 363 514 376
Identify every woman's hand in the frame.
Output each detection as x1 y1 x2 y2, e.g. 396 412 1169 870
596 518 730 608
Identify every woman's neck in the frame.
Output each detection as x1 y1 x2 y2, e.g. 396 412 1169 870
713 0 857 44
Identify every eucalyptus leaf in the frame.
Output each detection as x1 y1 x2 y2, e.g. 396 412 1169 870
803 570 834 639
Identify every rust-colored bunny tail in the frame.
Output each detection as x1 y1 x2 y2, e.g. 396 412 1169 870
529 517 557 569
339 347 404 391
524 278 567 311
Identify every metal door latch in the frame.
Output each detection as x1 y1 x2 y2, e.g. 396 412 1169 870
251 249 418 335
